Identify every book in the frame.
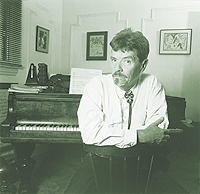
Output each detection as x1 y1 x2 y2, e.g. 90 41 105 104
8 84 48 93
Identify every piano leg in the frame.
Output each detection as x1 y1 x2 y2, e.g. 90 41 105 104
13 143 36 194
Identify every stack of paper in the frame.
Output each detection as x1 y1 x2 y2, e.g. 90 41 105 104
8 84 47 93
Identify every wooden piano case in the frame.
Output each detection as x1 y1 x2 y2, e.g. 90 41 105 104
1 92 82 144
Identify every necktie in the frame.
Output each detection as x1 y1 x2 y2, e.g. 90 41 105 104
124 90 134 129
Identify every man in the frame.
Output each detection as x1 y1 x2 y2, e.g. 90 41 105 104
65 28 187 193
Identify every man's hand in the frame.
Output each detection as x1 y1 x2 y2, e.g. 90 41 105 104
137 117 183 145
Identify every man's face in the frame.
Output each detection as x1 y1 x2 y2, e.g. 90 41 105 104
111 49 142 91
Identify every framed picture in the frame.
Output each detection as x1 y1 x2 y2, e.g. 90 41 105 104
86 31 108 60
159 29 192 55
36 26 49 53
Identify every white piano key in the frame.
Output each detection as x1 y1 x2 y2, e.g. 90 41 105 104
45 124 49 131
67 126 73 131
36 124 40 131
53 124 58 131
66 126 70 131
15 124 20 130
38 124 42 130
75 125 79 131
73 126 77 131
74 125 79 131
32 125 36 130
56 126 60 131
24 124 30 130
26 124 31 130
63 125 67 131
58 125 63 130
29 124 34 130
48 124 54 131
18 124 24 130
39 124 44 130
32 124 37 131
73 126 76 131
17 124 21 130
42 124 47 131
69 126 73 131
51 124 55 131
46 124 50 131
57 125 63 131
56 125 60 131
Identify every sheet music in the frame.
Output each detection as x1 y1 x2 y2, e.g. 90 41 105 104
69 68 102 94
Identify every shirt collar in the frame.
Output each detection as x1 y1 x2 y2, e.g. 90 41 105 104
115 86 125 99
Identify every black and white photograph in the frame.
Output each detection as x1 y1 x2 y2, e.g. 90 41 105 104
86 31 108 60
0 0 199 194
159 29 192 55
36 26 50 53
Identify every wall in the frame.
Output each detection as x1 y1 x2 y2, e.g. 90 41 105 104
0 0 63 84
61 0 200 122
143 7 200 123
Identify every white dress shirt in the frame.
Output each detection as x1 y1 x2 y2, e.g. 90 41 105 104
78 73 169 148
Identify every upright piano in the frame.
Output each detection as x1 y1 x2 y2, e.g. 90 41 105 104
0 92 187 193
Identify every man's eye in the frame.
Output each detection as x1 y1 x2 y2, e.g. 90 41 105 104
125 60 132 64
111 58 116 62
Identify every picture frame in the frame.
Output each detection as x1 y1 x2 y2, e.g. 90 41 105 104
36 26 49 53
159 29 192 55
86 31 108 60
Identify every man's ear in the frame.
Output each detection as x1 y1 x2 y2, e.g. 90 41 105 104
141 59 148 72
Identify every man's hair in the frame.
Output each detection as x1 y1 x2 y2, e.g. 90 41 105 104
110 28 150 62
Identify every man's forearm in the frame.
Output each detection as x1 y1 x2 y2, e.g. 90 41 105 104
137 117 170 145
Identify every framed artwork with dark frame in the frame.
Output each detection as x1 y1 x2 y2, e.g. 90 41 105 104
36 26 49 53
86 31 108 60
159 29 192 55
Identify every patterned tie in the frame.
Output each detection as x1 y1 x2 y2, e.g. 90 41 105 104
124 90 134 129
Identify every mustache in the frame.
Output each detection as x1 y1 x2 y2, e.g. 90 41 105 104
112 71 127 78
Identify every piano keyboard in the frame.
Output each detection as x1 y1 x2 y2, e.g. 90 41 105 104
15 124 80 131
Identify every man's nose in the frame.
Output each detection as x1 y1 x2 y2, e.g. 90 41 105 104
114 61 122 72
